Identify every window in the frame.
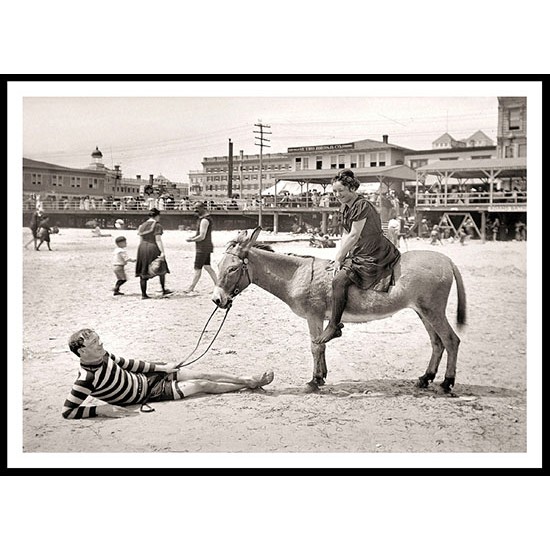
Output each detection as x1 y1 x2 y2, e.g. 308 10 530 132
303 157 309 170
350 155 357 168
410 159 428 169
358 154 365 168
31 173 42 185
379 153 386 167
338 155 345 169
316 156 323 170
508 108 521 131
330 156 337 169
295 157 302 171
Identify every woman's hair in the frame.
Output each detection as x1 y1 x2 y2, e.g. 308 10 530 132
68 328 94 357
149 207 161 217
332 168 360 191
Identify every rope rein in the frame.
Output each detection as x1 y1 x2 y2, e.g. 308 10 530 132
175 304 232 369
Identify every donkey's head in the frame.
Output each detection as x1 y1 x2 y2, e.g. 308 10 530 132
212 227 262 309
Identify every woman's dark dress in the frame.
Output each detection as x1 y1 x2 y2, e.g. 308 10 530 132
340 196 400 290
135 219 170 279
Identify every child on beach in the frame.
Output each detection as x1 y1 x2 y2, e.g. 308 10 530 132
112 236 135 296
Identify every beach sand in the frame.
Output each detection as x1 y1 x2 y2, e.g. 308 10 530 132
20 227 527 460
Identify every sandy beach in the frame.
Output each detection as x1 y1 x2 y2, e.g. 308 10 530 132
18 226 529 464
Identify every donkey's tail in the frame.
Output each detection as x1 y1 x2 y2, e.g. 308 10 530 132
451 261 467 326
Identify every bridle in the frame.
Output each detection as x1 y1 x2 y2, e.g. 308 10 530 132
224 249 252 298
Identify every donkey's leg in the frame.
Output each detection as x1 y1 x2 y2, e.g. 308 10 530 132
420 308 461 392
307 317 327 390
414 310 445 388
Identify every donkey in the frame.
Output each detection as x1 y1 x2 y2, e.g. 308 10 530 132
212 227 466 393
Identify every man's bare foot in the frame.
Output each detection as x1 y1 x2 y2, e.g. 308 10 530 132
313 323 344 344
249 369 274 388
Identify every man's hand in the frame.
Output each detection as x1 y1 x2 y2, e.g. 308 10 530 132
155 362 179 373
100 405 139 418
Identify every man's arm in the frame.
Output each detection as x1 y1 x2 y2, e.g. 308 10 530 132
110 353 177 374
186 218 209 242
62 370 139 419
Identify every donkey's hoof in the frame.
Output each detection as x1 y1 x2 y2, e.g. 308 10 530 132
305 381 320 393
440 377 455 393
417 374 434 388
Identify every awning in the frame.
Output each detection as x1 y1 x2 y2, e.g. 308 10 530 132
262 180 381 196
416 158 527 179
276 164 417 185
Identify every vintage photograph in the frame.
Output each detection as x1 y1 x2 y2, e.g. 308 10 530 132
9 80 541 469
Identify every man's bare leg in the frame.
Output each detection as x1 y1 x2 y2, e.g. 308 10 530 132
184 269 202 292
176 368 274 389
204 265 217 285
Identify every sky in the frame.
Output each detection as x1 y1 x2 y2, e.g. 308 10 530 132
20 87 502 184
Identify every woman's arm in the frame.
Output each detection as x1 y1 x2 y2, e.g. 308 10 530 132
155 234 166 257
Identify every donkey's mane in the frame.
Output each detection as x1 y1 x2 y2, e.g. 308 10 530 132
226 240 275 252
226 240 316 259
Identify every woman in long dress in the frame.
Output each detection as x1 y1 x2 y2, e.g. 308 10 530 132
135 208 173 299
315 169 401 344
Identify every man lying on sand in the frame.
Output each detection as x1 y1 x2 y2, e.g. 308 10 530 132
62 328 274 419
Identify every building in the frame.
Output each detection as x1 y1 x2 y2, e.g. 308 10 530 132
189 150 293 198
23 147 188 210
413 98 527 242
497 97 527 158
431 130 493 150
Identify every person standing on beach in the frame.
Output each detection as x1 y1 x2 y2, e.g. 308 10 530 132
183 201 217 296
112 236 136 296
36 216 53 251
62 328 274 418
135 208 173 299
24 208 43 250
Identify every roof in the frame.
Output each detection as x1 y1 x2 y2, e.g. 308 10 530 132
433 132 456 143
277 164 417 185
416 157 527 179
23 157 110 174
465 130 493 143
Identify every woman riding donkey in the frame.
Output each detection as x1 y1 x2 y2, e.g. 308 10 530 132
315 169 401 344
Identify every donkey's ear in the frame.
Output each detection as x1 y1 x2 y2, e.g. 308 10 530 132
248 226 262 246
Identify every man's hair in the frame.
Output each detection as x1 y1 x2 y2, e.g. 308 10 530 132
68 328 94 357
193 201 206 210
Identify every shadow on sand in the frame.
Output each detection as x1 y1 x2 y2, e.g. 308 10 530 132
265 378 524 400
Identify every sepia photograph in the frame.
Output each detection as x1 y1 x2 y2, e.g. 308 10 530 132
8 79 542 470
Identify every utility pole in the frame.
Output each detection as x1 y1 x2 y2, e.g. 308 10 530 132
254 120 271 228
227 138 233 198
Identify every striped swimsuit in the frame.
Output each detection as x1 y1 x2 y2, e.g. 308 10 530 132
62 352 156 419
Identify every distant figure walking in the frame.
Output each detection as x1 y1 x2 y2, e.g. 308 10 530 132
386 216 400 247
135 208 173 300
24 208 43 250
112 236 136 296
429 224 443 246
183 201 217 296
36 216 53 251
